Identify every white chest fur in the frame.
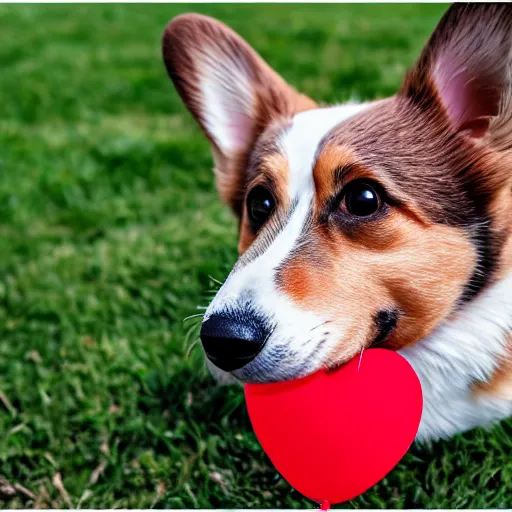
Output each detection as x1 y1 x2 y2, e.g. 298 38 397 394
399 274 512 441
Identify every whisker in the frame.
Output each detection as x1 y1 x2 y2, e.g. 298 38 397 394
182 313 204 323
208 275 225 286
309 320 332 333
186 338 201 360
358 347 365 372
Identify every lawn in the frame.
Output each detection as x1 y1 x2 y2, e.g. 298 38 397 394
0 3 511 509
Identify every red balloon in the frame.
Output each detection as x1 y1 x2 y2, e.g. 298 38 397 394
244 349 422 505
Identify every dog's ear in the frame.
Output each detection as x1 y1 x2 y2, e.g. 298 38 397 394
162 13 316 214
400 4 512 141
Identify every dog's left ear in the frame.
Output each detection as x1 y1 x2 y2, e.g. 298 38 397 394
400 4 512 140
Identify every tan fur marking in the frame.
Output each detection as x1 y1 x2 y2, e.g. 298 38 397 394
489 185 512 279
238 153 290 254
278 208 477 366
259 152 290 197
313 146 358 205
473 340 512 401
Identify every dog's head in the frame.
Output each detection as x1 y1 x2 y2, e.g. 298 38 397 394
163 5 512 383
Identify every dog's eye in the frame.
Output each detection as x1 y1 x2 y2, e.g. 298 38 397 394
343 181 381 217
247 186 275 230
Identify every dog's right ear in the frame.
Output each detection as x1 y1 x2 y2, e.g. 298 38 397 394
162 13 316 214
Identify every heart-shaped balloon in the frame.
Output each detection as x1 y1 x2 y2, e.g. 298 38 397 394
244 349 422 504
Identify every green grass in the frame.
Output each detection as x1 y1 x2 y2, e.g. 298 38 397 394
0 3 511 508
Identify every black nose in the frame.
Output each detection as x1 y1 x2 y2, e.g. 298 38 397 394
200 311 271 372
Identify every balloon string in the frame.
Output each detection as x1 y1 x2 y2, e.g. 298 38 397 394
320 500 330 510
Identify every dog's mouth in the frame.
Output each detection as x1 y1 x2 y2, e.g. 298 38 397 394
223 337 355 384
202 304 401 385
230 319 400 384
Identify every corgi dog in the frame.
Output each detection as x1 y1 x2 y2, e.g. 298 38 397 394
162 3 512 442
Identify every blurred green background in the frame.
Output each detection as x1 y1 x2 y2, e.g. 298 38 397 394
1 3 511 508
